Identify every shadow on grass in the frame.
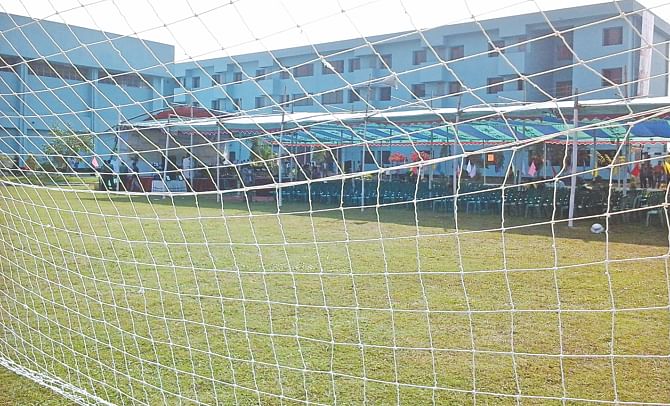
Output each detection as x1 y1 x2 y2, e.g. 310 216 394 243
83 192 670 248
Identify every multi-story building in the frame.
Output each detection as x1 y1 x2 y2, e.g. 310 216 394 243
173 0 670 114
0 12 174 160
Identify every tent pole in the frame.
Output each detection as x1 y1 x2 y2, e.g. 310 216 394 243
568 90 579 227
278 92 286 207
543 142 547 179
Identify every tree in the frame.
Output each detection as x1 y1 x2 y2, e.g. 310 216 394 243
249 138 277 172
44 127 94 171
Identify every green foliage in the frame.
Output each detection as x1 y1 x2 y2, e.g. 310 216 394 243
249 138 277 171
44 127 94 170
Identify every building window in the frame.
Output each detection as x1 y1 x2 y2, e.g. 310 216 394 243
255 68 266 80
322 90 343 105
280 70 290 79
192 77 200 88
349 58 361 72
557 42 573 60
212 74 221 85
233 72 243 82
211 99 220 110
192 101 200 108
602 67 623 86
0 55 19 73
99 70 149 88
449 45 464 61
291 93 313 106
348 89 360 103
487 77 504 94
293 64 314 77
516 36 528 52
488 40 505 57
411 83 426 99
516 76 525 91
322 60 344 74
555 80 573 98
603 27 623 46
279 94 291 106
448 81 462 94
231 98 242 111
255 96 269 108
378 87 391 101
413 49 427 65
28 60 89 81
379 54 392 69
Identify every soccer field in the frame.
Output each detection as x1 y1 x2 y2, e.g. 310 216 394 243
1 183 669 405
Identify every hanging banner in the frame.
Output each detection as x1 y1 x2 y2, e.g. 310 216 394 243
637 11 655 97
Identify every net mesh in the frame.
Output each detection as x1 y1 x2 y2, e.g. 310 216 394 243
1 0 670 404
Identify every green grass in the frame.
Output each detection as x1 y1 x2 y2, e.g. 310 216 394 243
1 183 669 405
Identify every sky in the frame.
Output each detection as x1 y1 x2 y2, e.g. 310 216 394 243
2 0 670 62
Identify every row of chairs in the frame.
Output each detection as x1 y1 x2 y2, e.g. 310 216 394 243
278 180 668 224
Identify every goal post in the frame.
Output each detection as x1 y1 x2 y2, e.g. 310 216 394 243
1 1 670 405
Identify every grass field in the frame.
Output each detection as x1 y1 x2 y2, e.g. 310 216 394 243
0 181 669 405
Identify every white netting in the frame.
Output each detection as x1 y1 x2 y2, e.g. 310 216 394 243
1 0 670 404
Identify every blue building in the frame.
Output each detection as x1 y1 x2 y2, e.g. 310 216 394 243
0 12 174 162
173 0 670 115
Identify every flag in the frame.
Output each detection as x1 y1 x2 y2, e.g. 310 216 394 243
92 156 99 168
631 163 640 177
468 164 477 178
528 161 537 177
466 161 472 174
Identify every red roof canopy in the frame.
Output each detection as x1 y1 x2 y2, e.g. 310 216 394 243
150 106 228 120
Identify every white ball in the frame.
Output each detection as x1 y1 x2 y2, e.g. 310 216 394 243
590 223 605 234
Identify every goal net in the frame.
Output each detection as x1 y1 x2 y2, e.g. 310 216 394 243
0 0 669 404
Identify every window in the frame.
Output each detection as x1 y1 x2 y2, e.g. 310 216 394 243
348 89 360 103
378 87 391 101
349 58 361 72
487 77 504 94
0 55 19 73
516 76 525 91
278 94 290 105
602 67 623 86
603 27 623 46
99 70 149 88
555 80 573 98
28 60 89 81
255 68 266 80
449 45 464 61
413 49 427 65
448 81 462 94
233 72 243 82
192 101 200 108
557 42 573 60
322 90 343 105
255 96 269 108
411 83 426 99
280 70 290 79
192 77 200 88
322 60 344 74
488 40 505 57
211 99 220 110
379 54 392 69
292 93 313 106
516 36 528 52
212 74 221 85
293 64 314 77
231 98 242 111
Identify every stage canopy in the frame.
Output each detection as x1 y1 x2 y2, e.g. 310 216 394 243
118 97 670 147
